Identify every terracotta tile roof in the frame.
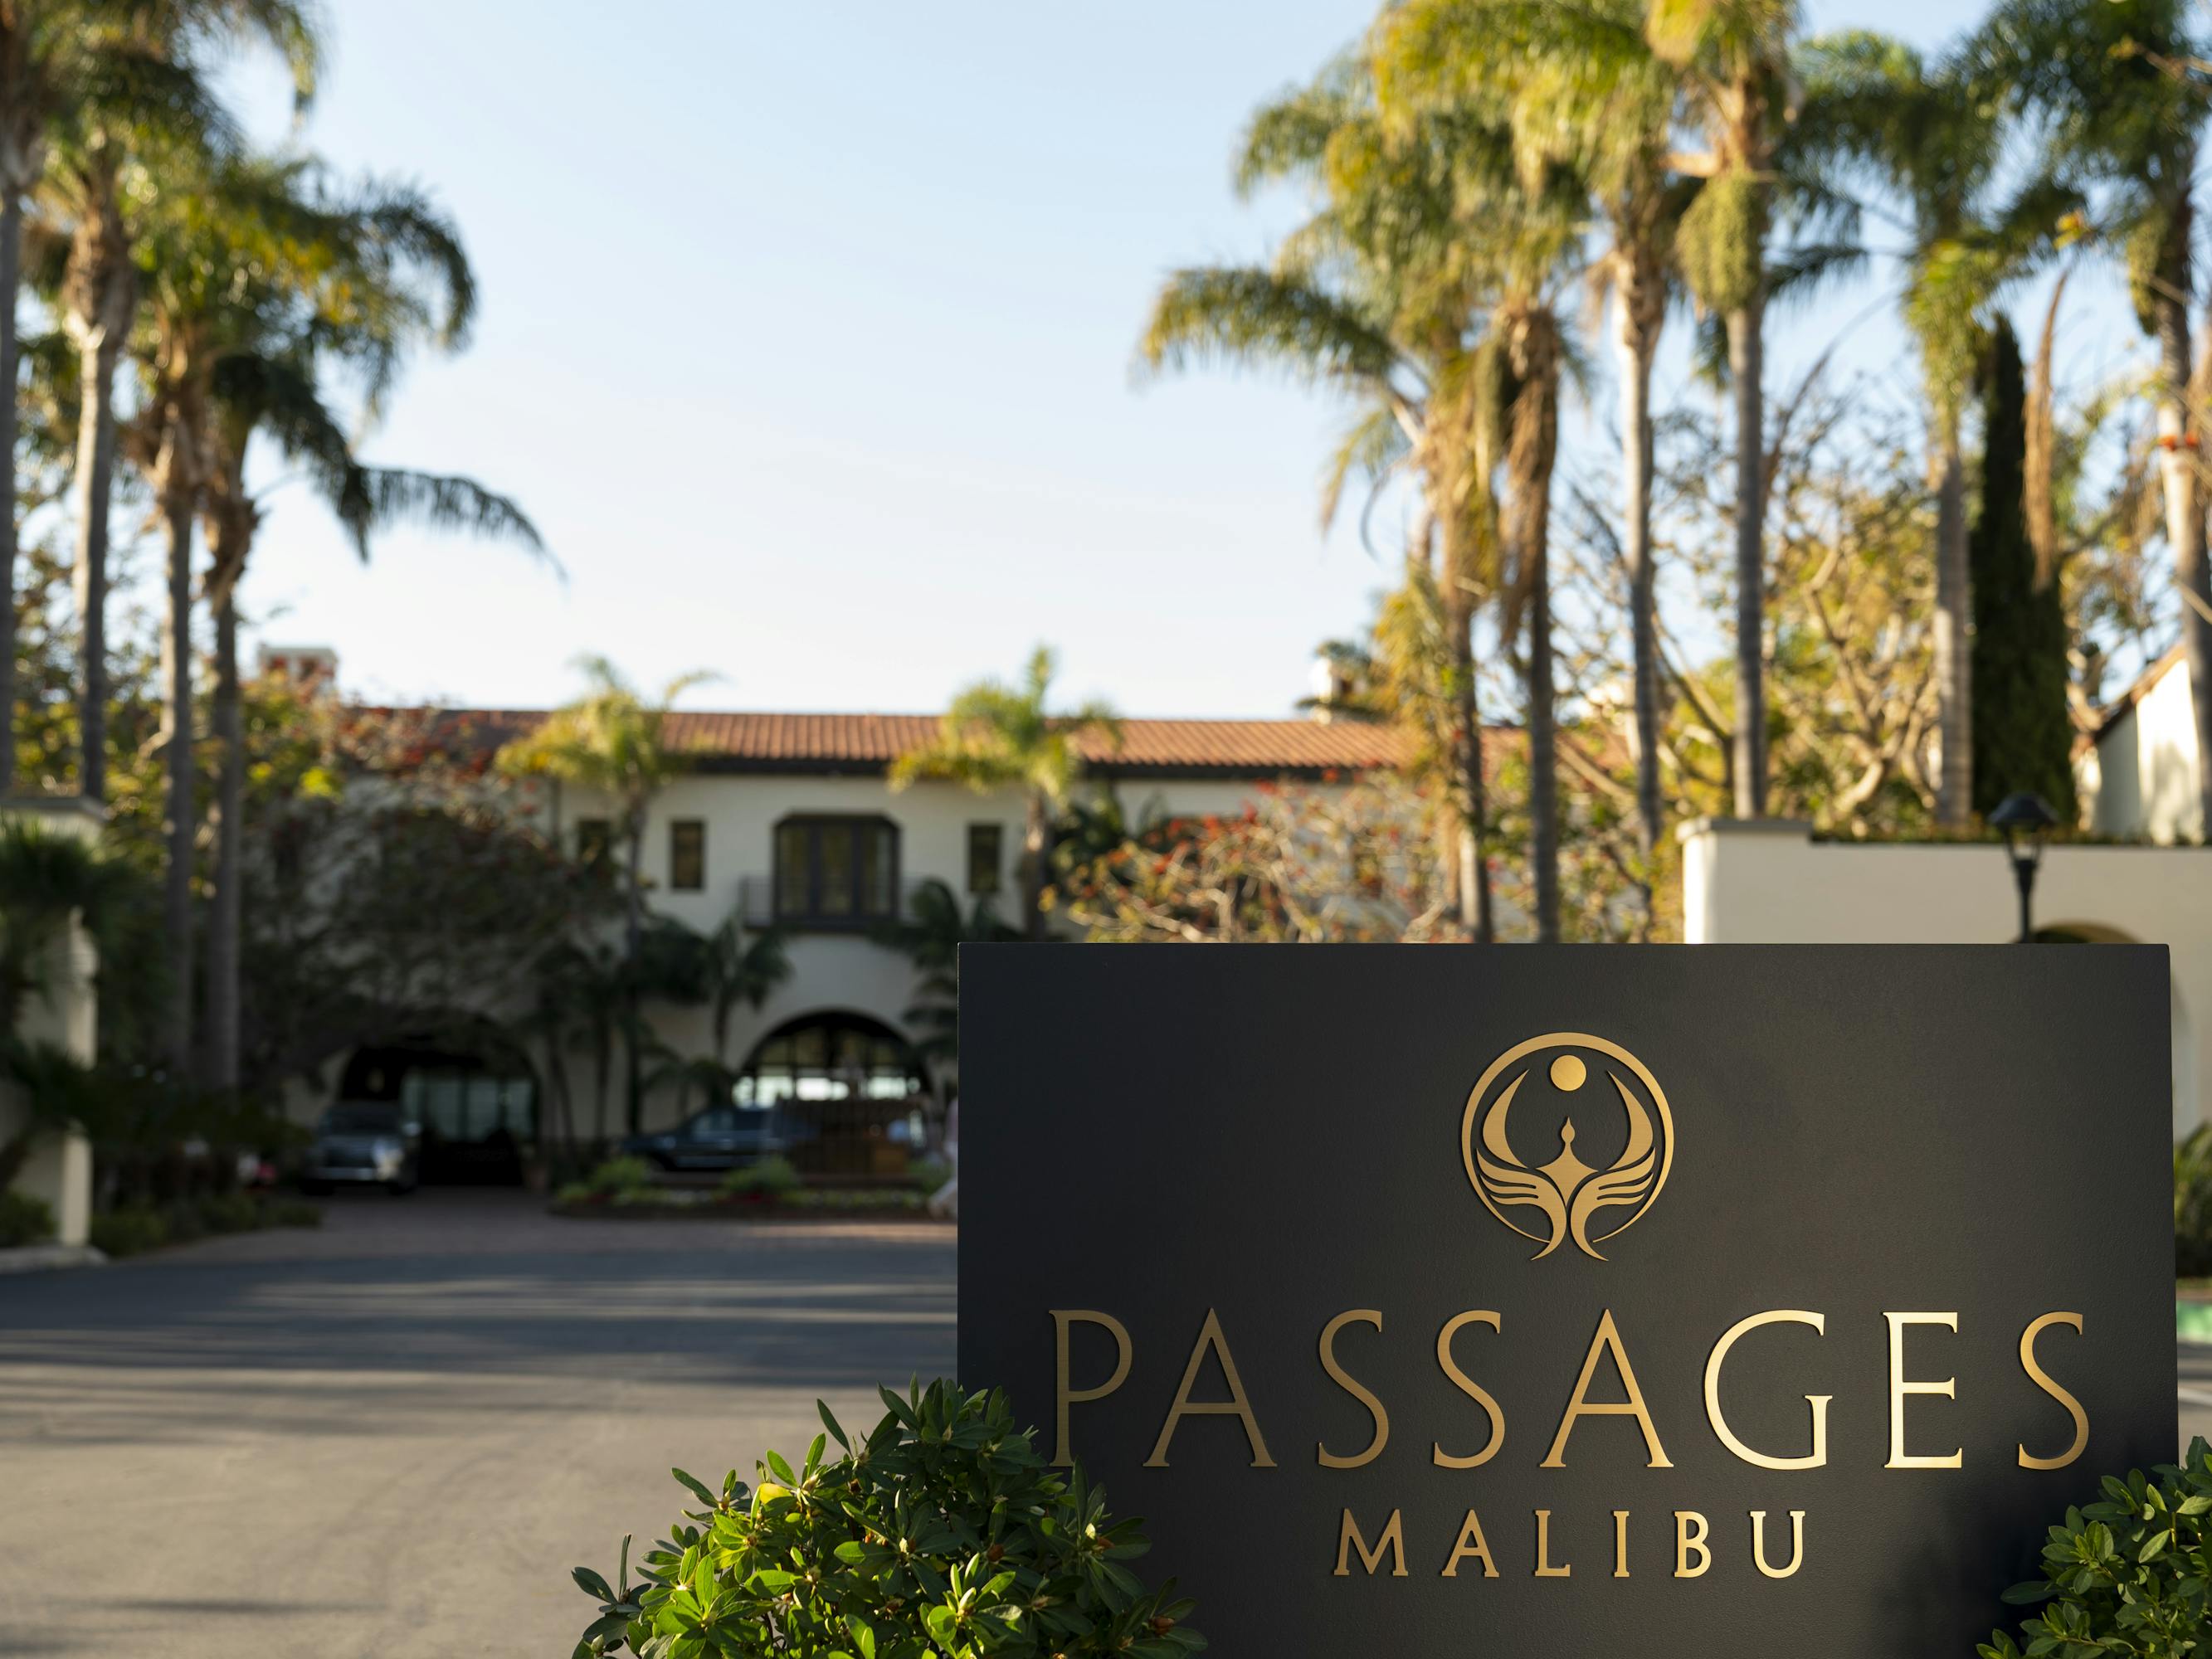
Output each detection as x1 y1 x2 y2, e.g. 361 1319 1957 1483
358 707 1424 778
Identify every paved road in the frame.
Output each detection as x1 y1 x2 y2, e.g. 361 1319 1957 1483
0 1193 954 1657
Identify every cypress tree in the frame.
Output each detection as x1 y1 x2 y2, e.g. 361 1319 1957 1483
1970 316 2077 821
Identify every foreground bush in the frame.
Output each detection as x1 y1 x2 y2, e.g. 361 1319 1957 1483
90 1194 322 1258
1981 1437 2212 1657
571 1379 1201 1659
719 1155 799 1199
559 1156 660 1204
0 1190 53 1248
90 1206 168 1258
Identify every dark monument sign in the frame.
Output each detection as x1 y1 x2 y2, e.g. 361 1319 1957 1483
958 946 2175 1656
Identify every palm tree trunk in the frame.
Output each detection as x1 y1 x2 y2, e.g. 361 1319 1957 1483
0 189 22 795
205 580 244 1091
1509 319 1562 943
1447 603 1494 943
1022 792 1048 940
71 328 121 802
624 813 645 1135
2152 275 2212 839
1527 562 1559 941
1616 290 1661 932
1932 421 1971 826
1726 295 1767 818
159 484 197 1075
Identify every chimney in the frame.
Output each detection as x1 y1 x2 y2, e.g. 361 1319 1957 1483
1308 649 1357 723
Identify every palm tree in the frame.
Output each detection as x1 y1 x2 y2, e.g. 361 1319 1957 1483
1646 0 1800 817
889 647 1119 940
1794 31 2012 827
0 2 316 798
702 906 790 1066
201 350 541 1091
1381 0 1688 929
874 876 1020 1087
190 163 541 1092
1981 0 2212 834
498 657 712 1134
44 3 315 805
1140 64 1508 937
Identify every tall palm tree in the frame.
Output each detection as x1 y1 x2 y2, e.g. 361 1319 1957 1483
0 1 316 796
1381 0 1688 930
1646 0 1799 818
889 646 1119 940
1981 0 2212 834
184 166 533 1092
119 152 353 1075
1794 32 2011 827
201 345 541 1090
1140 64 1508 938
46 4 315 805
498 657 712 1134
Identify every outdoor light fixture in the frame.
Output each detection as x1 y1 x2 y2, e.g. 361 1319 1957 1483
1989 791 2060 943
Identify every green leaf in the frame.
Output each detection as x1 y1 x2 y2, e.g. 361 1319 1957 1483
573 1566 616 1603
673 1468 719 1509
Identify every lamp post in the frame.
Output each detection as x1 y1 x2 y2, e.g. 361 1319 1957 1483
1989 792 2059 943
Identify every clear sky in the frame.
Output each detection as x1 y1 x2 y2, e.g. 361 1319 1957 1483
212 0 2015 718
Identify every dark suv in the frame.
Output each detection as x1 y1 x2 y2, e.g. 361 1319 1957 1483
622 1105 788 1174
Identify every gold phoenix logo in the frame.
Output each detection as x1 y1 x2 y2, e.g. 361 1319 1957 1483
1462 1033 1674 1261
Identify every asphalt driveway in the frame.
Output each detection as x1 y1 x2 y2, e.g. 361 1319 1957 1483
0 1192 954 1657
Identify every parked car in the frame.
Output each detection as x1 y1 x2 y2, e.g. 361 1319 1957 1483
300 1102 421 1195
623 1105 787 1174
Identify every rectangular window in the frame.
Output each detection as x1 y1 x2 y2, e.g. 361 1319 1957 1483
772 816 901 926
967 824 1002 895
577 817 612 868
670 820 705 891
776 822 810 913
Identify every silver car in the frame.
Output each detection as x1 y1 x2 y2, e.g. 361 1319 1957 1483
300 1102 421 1195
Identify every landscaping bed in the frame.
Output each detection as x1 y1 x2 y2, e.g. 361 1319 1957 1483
549 1190 938 1221
551 1154 945 1221
88 1192 324 1258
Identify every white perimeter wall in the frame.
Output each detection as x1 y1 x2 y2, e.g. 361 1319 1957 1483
1682 818 2212 1136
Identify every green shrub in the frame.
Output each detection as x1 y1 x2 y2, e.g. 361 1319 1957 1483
786 1186 925 1213
0 1190 54 1248
570 1379 1201 1659
719 1154 800 1199
580 1156 660 1200
196 1192 261 1234
90 1206 168 1258
2179 1127 2212 1276
908 1154 952 1193
1981 1437 2212 1658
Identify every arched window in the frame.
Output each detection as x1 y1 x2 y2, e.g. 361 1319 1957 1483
736 1011 926 1105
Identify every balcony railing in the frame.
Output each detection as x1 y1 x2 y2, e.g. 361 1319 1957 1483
733 875 937 933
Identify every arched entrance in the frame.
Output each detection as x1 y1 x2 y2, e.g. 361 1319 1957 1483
338 1019 538 1185
735 1011 928 1177
735 1010 927 1105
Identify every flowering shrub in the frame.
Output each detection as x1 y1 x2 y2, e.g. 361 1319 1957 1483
570 1379 1201 1659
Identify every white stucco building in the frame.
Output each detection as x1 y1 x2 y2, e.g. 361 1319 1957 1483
2080 645 2204 844
313 701 1406 1160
